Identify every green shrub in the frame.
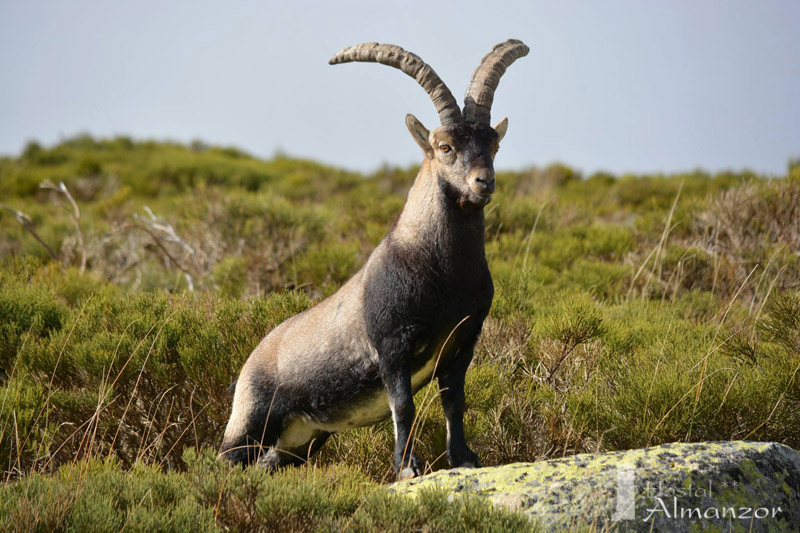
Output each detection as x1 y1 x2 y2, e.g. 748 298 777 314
0 450 535 532
1 135 798 531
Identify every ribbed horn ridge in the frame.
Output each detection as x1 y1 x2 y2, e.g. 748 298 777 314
463 39 529 124
329 42 463 124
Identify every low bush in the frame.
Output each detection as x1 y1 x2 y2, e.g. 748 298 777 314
1 136 798 530
0 449 535 532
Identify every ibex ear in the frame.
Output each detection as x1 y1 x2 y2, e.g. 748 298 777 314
406 114 433 159
493 117 509 143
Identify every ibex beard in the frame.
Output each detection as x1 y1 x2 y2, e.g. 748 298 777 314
219 40 528 480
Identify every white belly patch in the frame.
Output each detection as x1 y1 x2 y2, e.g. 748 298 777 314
278 353 441 447
280 389 391 446
411 354 438 392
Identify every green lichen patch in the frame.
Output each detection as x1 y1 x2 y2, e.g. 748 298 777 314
391 441 800 532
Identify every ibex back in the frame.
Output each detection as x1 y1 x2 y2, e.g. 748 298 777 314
219 40 528 480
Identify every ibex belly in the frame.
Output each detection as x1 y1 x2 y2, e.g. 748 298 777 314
278 338 447 448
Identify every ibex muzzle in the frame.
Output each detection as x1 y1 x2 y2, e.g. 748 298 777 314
219 39 528 480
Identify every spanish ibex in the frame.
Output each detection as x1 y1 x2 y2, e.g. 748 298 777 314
220 39 528 480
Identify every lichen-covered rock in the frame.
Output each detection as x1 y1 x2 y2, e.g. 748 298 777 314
391 441 800 532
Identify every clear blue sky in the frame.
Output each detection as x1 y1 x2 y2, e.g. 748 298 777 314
1 1 798 175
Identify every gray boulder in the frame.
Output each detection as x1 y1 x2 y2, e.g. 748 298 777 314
391 441 800 532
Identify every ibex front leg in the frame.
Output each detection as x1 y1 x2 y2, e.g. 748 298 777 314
439 368 481 468
380 360 422 480
438 330 482 469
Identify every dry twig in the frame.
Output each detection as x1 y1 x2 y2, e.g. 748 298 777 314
40 180 87 270
0 203 60 261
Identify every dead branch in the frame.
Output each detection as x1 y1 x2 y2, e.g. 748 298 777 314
120 210 197 291
0 203 60 261
40 180 86 271
137 206 197 261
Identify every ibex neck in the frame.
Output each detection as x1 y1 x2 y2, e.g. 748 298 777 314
391 160 486 260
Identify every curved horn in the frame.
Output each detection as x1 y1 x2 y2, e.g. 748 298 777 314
463 39 529 124
329 42 462 124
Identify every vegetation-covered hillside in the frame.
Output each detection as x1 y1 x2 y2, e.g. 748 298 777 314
1 135 799 530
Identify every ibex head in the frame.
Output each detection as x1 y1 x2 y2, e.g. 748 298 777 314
330 40 528 212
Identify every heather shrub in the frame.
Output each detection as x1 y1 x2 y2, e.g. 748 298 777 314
0 264 313 474
0 450 535 532
2 135 798 530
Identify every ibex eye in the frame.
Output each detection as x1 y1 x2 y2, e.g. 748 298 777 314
439 144 452 153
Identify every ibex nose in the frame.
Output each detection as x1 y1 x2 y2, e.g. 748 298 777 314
471 173 496 196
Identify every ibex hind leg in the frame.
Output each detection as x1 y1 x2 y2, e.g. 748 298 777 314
219 384 286 466
219 414 285 466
